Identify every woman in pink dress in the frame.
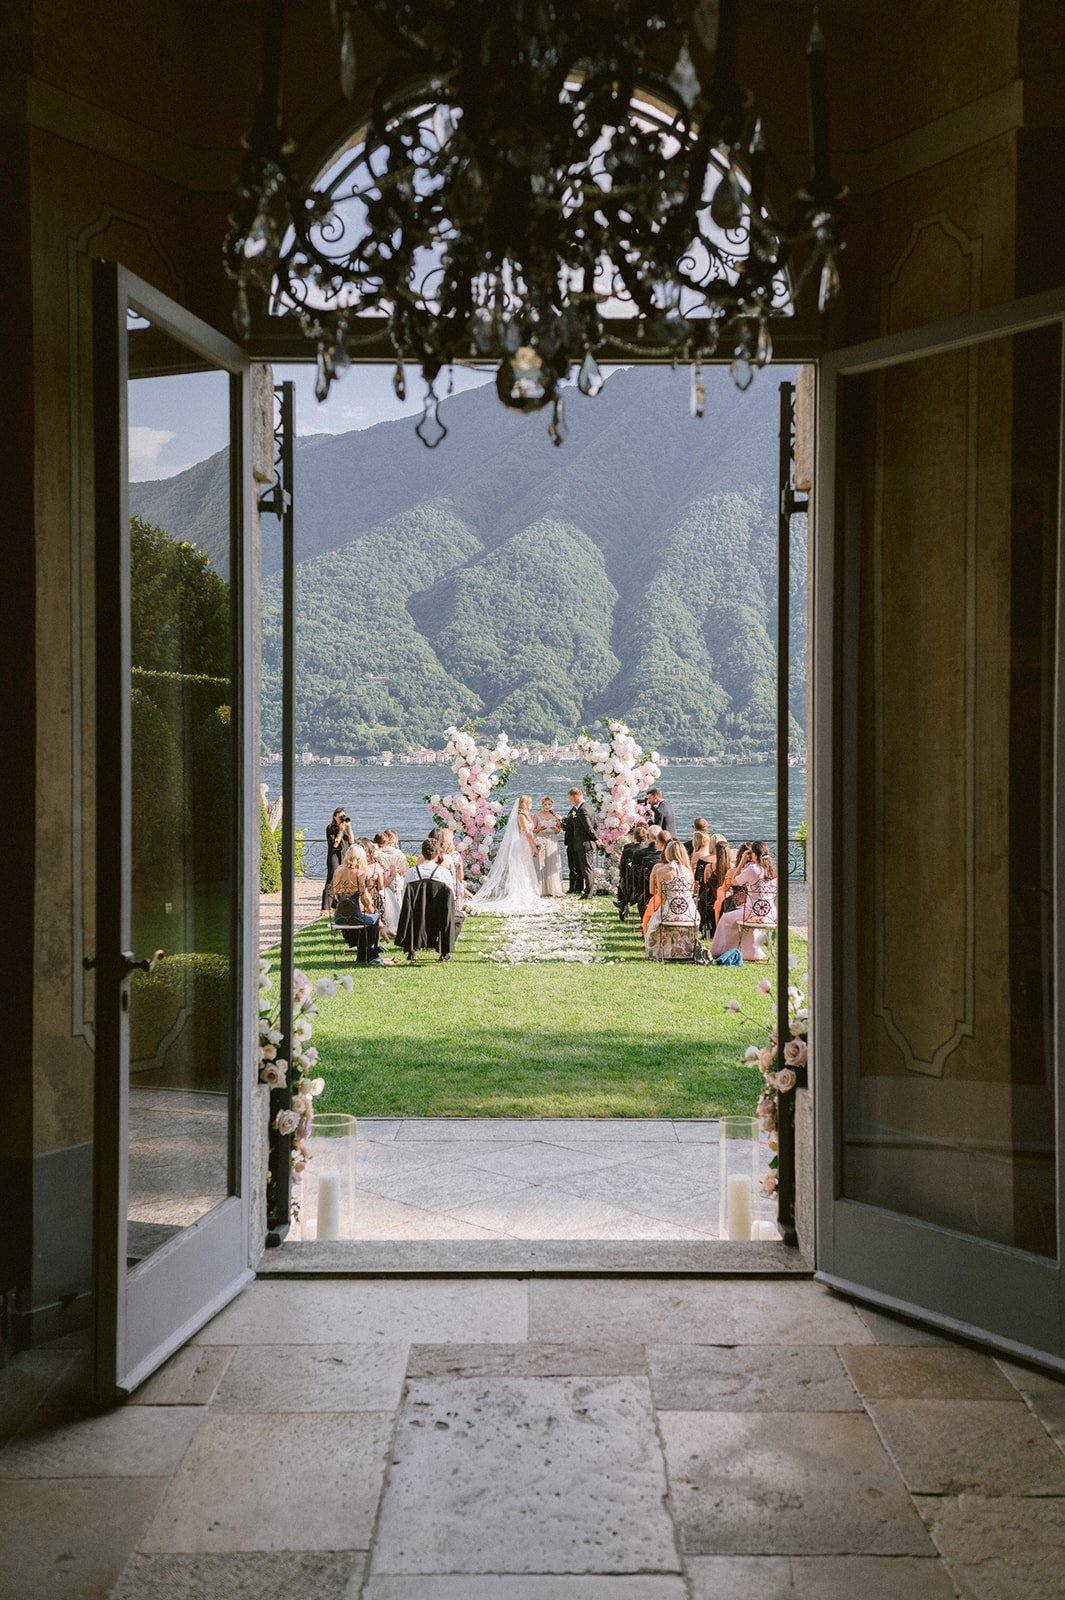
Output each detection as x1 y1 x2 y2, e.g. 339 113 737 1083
710 840 778 962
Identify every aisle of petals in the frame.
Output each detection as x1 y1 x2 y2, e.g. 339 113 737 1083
477 899 615 965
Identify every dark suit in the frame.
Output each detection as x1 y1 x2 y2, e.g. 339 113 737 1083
563 800 598 896
651 798 676 837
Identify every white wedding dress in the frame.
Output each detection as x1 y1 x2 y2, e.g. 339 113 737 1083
467 807 545 914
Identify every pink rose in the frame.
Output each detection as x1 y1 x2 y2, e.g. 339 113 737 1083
757 978 772 995
774 1066 797 1093
758 1047 775 1072
783 1038 807 1069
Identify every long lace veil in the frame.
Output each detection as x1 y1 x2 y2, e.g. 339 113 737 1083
467 803 543 911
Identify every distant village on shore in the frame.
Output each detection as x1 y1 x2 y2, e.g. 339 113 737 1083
260 740 805 770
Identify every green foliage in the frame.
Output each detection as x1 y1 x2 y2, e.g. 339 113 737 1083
130 951 231 1091
260 791 281 893
275 825 306 878
130 516 230 678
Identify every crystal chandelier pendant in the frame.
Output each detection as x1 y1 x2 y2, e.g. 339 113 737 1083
818 252 841 313
547 393 568 447
690 363 706 419
577 350 604 397
233 285 251 341
756 319 773 367
710 166 744 231
730 356 754 392
393 361 407 401
497 347 557 411
314 346 334 403
415 390 448 447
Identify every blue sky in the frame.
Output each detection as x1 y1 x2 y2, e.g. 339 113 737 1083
127 361 496 481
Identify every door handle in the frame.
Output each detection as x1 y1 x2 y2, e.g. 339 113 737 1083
120 949 165 976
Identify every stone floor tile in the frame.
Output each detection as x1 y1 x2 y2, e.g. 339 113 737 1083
193 1279 528 1345
840 1346 1019 1401
686 1554 957 1599
1023 1388 1065 1449
357 1119 403 1141
552 1140 694 1168
659 1410 932 1555
448 1186 680 1239
357 1160 538 1213
131 1345 235 1406
140 1411 393 1552
869 1398 1065 1496
115 1549 365 1599
354 1140 512 1172
855 1307 952 1347
212 1344 408 1412
396 1120 550 1140
996 1357 1065 1397
528 1279 871 1346
672 1121 720 1142
538 1119 679 1142
458 1141 656 1184
577 1213 716 1242
370 1376 679 1575
0 1349 76 1443
630 1145 722 1182
362 1580 687 1599
919 1494 1065 1599
648 1345 860 1412
552 1161 716 1213
351 1191 508 1241
406 1343 647 1379
0 1477 166 1600
0 1401 201 1478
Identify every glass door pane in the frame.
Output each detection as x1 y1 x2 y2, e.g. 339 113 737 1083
840 327 1059 1259
125 317 236 1265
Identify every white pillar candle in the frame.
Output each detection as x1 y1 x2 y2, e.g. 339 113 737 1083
726 1172 753 1240
316 1173 342 1241
751 1219 779 1240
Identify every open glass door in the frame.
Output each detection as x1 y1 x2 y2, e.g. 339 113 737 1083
814 291 1065 1367
91 262 256 1398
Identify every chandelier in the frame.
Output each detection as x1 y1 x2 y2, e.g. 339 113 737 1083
226 0 846 446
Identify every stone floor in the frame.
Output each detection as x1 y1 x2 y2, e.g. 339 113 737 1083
301 1118 777 1243
3 1277 1065 1598
259 876 328 953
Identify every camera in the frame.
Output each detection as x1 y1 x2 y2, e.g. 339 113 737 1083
340 813 350 823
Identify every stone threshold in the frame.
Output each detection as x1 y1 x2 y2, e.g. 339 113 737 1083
257 1239 813 1276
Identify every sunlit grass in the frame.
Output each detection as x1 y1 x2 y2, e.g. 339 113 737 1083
272 900 805 1120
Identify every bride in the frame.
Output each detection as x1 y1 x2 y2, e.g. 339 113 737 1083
467 794 545 913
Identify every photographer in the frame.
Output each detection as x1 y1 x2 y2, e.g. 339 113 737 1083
322 807 355 910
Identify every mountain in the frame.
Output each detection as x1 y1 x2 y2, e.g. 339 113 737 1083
130 364 806 757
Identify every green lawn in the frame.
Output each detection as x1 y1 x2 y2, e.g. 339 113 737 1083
272 899 804 1120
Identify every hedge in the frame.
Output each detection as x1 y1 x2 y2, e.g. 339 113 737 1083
130 951 231 1092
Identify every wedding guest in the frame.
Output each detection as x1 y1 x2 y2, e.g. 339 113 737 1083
700 836 731 937
710 839 778 961
375 830 409 936
644 840 699 959
331 843 390 965
406 837 456 892
617 822 650 916
690 825 713 924
399 841 460 962
433 827 465 907
646 786 676 836
533 796 564 896
686 816 709 856
563 786 598 898
634 825 662 913
322 808 354 911
715 839 749 927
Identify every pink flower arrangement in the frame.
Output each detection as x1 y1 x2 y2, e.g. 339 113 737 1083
258 959 352 1192
425 724 514 884
578 719 661 882
728 968 810 1201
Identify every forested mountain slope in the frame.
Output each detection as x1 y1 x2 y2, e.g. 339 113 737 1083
131 365 805 756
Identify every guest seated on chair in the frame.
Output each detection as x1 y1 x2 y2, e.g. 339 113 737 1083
398 839 460 961
331 844 390 966
710 839 778 962
700 836 731 937
644 840 700 960
617 822 650 917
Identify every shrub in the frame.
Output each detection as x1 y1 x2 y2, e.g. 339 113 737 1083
260 791 281 893
274 825 306 878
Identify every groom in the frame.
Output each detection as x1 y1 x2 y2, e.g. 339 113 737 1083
563 786 598 899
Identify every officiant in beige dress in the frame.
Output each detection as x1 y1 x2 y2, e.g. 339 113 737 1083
533 796 564 896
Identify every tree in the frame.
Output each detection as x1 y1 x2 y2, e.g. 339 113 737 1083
130 516 230 678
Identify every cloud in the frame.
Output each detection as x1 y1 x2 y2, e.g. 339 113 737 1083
296 402 374 435
128 425 176 479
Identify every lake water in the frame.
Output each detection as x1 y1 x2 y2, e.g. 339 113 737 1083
261 762 807 871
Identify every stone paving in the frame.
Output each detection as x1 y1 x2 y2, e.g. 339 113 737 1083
2 1278 1064 1597
320 1118 776 1244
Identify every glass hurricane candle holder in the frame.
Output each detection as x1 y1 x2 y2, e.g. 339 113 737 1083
719 1116 759 1241
305 1113 357 1241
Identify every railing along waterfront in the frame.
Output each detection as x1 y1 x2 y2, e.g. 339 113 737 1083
292 835 807 883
